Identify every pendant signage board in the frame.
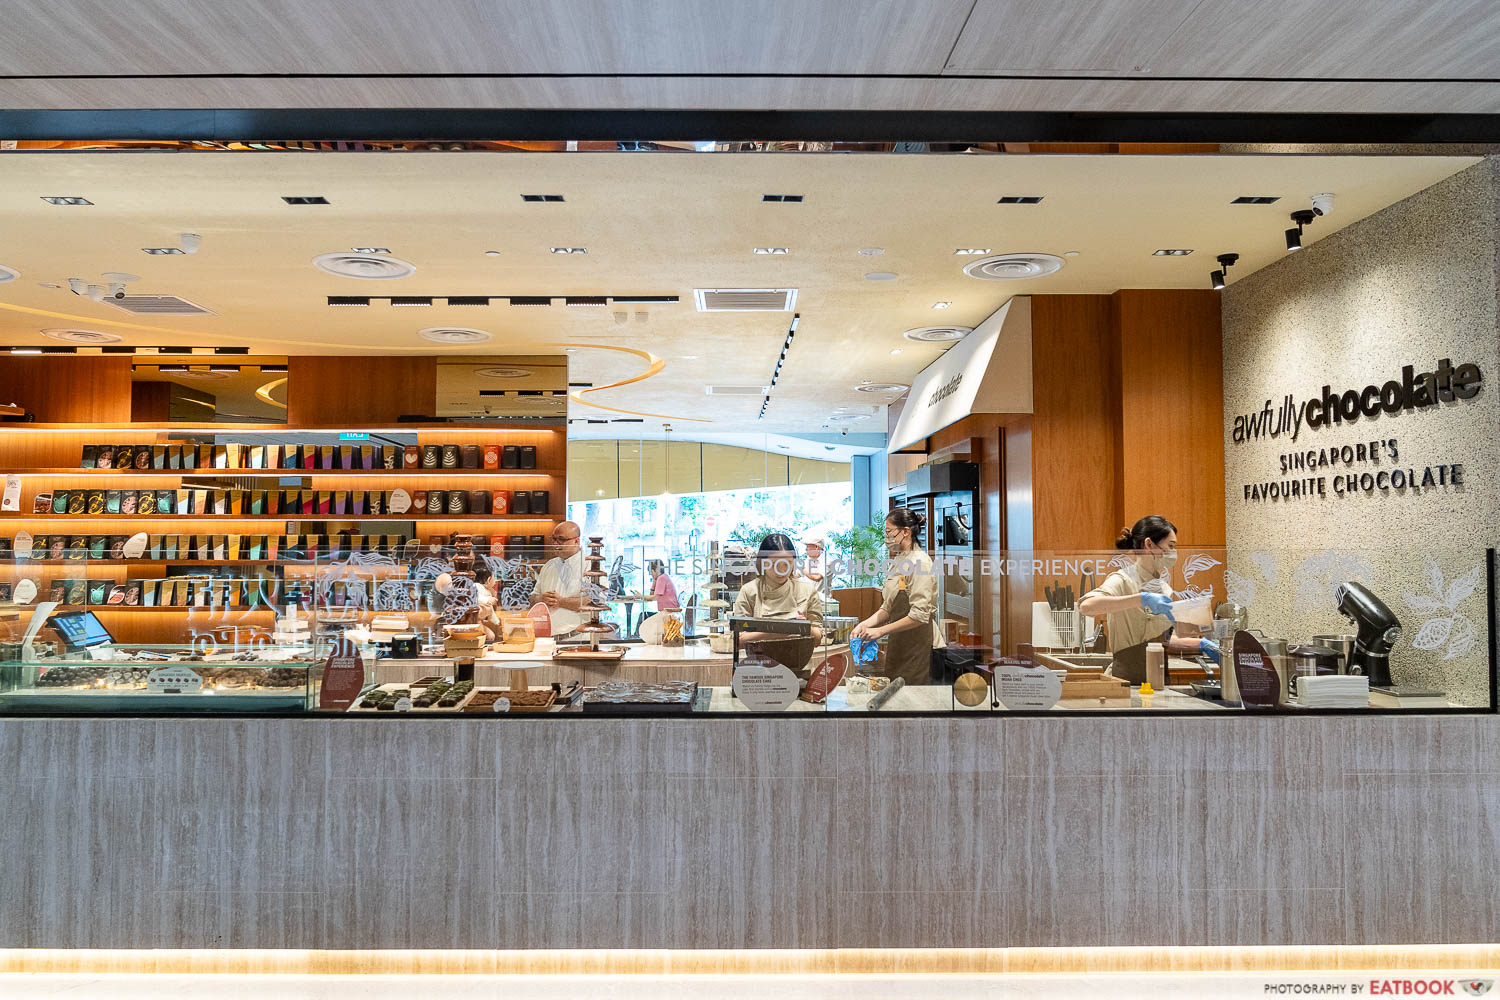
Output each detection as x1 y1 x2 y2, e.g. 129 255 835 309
318 649 365 711
993 664 1062 711
888 296 1033 452
1232 630 1281 708
733 662 800 711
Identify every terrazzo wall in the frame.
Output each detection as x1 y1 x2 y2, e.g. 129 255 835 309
1222 158 1500 705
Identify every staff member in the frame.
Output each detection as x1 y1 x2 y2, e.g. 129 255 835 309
733 532 824 644
1076 515 1218 671
530 520 585 636
851 508 943 685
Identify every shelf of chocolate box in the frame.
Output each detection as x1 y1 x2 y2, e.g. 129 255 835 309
74 441 554 475
552 534 628 662
13 483 553 519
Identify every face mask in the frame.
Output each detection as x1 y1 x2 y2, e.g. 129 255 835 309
1157 549 1178 570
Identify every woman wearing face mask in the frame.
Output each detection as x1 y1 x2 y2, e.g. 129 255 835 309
732 532 824 645
850 508 944 685
1077 515 1218 675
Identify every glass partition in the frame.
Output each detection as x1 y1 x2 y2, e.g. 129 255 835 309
0 540 1490 715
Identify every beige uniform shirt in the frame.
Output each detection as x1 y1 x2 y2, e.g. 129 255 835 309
1084 561 1171 653
733 575 824 628
879 547 945 649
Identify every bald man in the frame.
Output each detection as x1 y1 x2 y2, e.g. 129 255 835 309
530 520 585 635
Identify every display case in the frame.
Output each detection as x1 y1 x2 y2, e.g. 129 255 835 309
0 644 316 713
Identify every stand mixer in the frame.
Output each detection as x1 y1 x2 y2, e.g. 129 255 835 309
1334 581 1402 688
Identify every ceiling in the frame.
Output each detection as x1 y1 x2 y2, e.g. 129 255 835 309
0 150 1477 432
2 0 1499 114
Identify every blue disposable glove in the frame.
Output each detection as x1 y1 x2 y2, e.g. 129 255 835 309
1139 591 1175 620
1197 638 1220 665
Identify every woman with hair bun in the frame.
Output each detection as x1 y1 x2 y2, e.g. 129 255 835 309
1077 515 1218 674
851 507 944 685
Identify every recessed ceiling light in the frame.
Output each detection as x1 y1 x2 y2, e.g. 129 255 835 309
752 248 790 255
282 196 329 205
864 272 899 281
141 247 187 255
953 249 992 256
419 327 492 344
0 265 17 282
855 382 909 393
1231 196 1280 205
1063 251 1081 257
549 247 587 254
37 281 59 288
521 194 566 202
42 328 123 345
564 348 579 353
41 197 91 206
889 348 903 355
484 250 502 257
351 247 390 254
995 196 1044 204
931 301 951 310
857 248 884 256
680 355 698 359
761 194 804 202
1152 249 1194 256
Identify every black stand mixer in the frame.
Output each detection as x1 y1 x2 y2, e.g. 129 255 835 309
1334 581 1402 688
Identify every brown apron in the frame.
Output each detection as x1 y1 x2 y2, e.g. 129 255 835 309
883 588 932 686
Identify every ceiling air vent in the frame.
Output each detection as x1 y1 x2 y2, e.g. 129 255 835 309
107 295 214 315
43 328 123 345
1231 196 1280 204
705 384 770 396
962 253 1064 281
564 296 609 306
509 296 553 307
312 253 416 280
901 326 972 343
995 195 1044 204
694 288 798 312
419 327 492 345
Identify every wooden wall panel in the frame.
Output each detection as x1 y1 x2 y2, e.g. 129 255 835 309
0 357 132 423
1112 289 1225 547
129 381 171 423
1029 295 1120 551
286 357 437 425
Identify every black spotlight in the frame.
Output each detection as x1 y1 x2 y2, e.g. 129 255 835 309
1210 252 1240 290
1286 210 1315 252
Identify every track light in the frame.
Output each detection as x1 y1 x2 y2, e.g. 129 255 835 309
1210 252 1239 291
1285 209 1315 253
67 277 86 295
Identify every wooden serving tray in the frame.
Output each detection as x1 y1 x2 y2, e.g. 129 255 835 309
1059 676 1133 700
464 688 557 713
